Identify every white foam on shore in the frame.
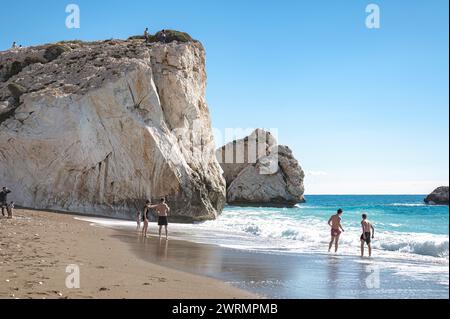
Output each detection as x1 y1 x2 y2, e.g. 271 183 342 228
76 213 449 261
77 210 449 287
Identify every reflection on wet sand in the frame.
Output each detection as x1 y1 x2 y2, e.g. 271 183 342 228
111 228 448 299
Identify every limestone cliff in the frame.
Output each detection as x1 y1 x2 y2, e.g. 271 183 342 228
216 129 305 206
0 34 225 221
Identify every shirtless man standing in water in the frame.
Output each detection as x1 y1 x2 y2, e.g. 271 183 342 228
328 209 345 253
360 213 375 257
150 198 170 240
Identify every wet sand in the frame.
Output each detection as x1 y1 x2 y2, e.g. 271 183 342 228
2 210 447 299
113 227 449 299
0 209 256 299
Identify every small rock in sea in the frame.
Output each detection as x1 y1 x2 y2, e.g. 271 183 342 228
99 287 110 291
143 283 150 286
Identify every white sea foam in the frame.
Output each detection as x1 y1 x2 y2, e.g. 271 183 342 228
77 212 449 261
78 204 449 292
388 203 426 207
188 210 450 261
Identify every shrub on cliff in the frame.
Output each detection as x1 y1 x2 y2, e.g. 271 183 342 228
155 30 193 43
7 83 27 101
3 56 48 82
5 61 23 80
128 30 194 43
43 44 70 62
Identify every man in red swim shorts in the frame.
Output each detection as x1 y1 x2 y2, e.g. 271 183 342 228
328 209 345 253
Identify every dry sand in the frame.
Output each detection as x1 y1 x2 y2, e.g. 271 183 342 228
0 209 257 299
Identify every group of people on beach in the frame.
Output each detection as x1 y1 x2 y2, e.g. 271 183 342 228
2 182 374 257
0 187 14 219
328 209 375 257
136 197 171 240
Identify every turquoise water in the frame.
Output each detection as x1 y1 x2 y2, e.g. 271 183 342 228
297 195 449 235
83 195 449 298
192 195 449 260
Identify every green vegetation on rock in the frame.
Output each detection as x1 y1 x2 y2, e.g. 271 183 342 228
7 82 27 101
43 44 70 62
128 30 195 44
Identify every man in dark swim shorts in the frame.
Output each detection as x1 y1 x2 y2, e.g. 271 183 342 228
158 215 168 226
360 213 375 257
150 198 170 240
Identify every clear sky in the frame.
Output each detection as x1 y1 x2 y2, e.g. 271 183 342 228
1 0 448 194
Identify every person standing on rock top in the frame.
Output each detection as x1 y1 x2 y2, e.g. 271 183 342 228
11 42 17 49
144 28 150 43
0 187 12 217
160 29 167 43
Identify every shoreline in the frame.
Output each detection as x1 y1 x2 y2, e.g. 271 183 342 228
0 209 257 299
1 206 448 299
79 209 448 299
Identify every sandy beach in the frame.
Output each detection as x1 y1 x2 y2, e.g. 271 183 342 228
0 209 257 299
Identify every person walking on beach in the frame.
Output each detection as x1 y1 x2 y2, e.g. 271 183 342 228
7 201 14 219
136 210 142 231
141 200 151 237
0 187 12 217
328 209 345 253
360 213 375 257
150 198 170 240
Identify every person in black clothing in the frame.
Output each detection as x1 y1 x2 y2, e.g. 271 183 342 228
160 29 167 43
0 187 12 217
141 200 152 237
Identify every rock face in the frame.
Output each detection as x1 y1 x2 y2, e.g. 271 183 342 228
424 187 449 205
216 129 305 206
0 35 226 221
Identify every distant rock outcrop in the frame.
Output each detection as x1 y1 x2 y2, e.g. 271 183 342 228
424 187 449 205
216 129 305 206
0 33 225 221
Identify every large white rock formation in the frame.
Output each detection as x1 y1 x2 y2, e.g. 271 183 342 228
0 34 225 221
216 129 305 206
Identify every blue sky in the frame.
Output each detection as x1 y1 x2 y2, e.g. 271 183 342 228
1 0 448 194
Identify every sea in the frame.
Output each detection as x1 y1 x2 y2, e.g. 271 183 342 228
82 195 449 299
